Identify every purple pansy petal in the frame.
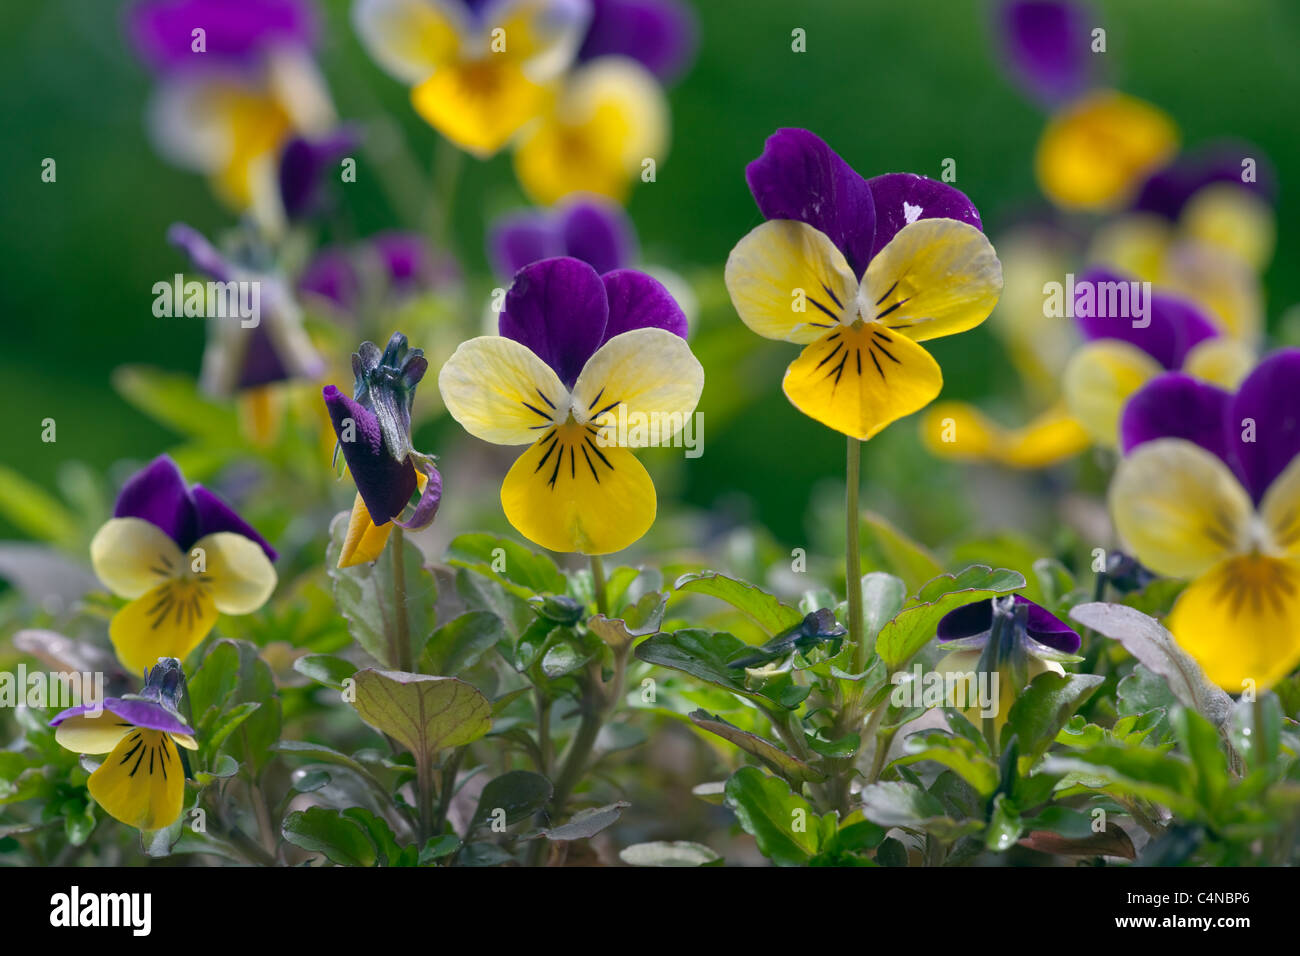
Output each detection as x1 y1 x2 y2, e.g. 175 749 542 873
937 595 1080 653
1133 142 1277 221
745 128 877 279
598 269 688 344
1228 349 1300 503
234 323 293 390
394 460 443 531
279 127 361 220
995 0 1093 106
299 248 362 313
559 199 638 276
191 485 278 561
50 698 195 737
499 257 609 388
323 386 418 525
370 232 436 294
1073 269 1218 369
1120 373 1233 465
864 173 983 262
114 455 197 546
578 0 698 83
489 212 563 278
128 0 317 74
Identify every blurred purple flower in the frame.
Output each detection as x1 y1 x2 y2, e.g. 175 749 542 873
488 196 638 278
577 0 698 83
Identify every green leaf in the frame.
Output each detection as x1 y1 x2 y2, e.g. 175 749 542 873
1004 672 1105 765
724 767 826 866
447 533 567 598
0 464 79 546
538 801 630 841
674 571 804 636
859 781 983 841
634 629 794 709
282 806 385 866
351 669 492 764
587 591 667 649
860 511 944 594
420 610 504 675
895 732 1000 797
619 841 721 867
189 640 281 772
326 511 436 669
859 572 908 651
471 771 553 830
875 565 1025 670
1069 602 1233 728
293 654 357 690
689 710 825 784
985 793 1022 851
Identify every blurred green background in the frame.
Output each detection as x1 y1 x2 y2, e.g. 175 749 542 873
3 0 1298 549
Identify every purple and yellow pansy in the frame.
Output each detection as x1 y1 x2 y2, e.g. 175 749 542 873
995 1 1179 211
351 0 589 157
1061 266 1254 447
439 256 702 554
934 593 1082 730
724 128 1003 441
324 333 443 568
90 457 277 677
51 658 197 832
1109 349 1300 691
129 0 337 227
488 194 637 278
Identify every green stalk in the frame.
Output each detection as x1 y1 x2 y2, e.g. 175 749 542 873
391 527 411 672
590 553 610 616
846 437 866 674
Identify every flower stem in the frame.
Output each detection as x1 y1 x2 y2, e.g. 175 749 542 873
428 135 464 254
1253 693 1270 769
590 553 610 617
391 526 412 672
846 437 867 674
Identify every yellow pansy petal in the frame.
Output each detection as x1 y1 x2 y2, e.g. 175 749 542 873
1167 556 1300 692
1181 183 1275 272
1062 340 1162 446
1182 336 1254 390
1000 405 1090 468
1034 90 1178 211
54 714 133 755
438 335 570 445
863 219 1003 343
90 518 185 599
513 58 666 204
783 324 942 441
192 532 277 614
170 733 199 751
724 220 858 344
210 89 292 210
501 423 655 554
352 0 466 84
1161 240 1263 343
412 58 548 157
338 493 396 568
238 386 285 447
88 728 186 831
920 402 1000 461
572 329 703 439
1260 456 1300 558
110 582 220 676
1109 438 1254 579
488 0 591 78
1087 214 1172 283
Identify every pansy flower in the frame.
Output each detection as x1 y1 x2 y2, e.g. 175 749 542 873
1061 266 1254 447
994 2 1179 211
439 256 703 554
352 0 589 157
90 458 277 677
278 125 363 222
299 232 459 319
512 56 668 205
724 128 1002 441
576 0 697 84
50 659 198 832
169 222 325 444
129 0 337 228
934 594 1082 729
1110 349 1300 690
324 333 443 567
488 195 637 278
